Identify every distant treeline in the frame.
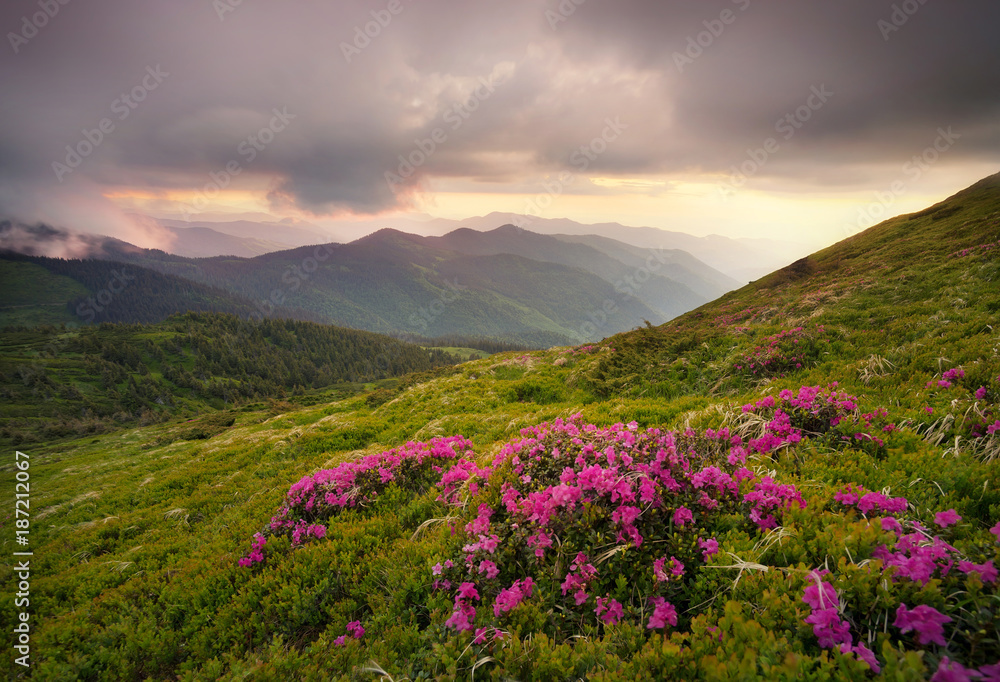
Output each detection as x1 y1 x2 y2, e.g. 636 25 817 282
0 312 460 445
399 333 540 353
1 251 264 323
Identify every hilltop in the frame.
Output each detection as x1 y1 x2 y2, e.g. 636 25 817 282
2 223 737 346
2 173 999 679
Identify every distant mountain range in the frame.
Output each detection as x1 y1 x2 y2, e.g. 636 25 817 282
1 221 738 345
141 212 806 282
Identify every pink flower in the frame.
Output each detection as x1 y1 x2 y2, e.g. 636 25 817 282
444 602 476 631
494 578 534 617
958 560 997 584
881 517 903 534
672 506 694 527
931 657 982 682
478 560 499 579
979 663 1000 681
802 576 840 611
653 556 685 582
595 597 623 625
237 533 267 567
975 387 988 400
894 603 951 646
935 509 962 528
842 643 880 673
992 521 1000 543
346 620 364 639
647 597 678 629
432 562 443 575
457 582 480 602
804 608 852 648
699 537 719 561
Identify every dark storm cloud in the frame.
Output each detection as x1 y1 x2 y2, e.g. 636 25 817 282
1 0 998 223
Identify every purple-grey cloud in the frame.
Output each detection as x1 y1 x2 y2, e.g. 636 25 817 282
1 0 998 229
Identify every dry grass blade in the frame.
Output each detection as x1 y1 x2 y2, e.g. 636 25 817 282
471 656 497 681
410 516 458 541
704 552 769 588
361 660 410 681
103 561 133 574
594 544 629 565
753 526 796 555
858 354 895 384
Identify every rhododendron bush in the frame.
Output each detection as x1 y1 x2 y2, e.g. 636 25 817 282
238 384 1000 678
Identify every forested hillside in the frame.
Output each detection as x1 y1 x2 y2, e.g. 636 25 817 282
0 312 458 446
0 252 269 327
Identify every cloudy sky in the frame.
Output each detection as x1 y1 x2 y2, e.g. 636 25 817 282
2 0 999 249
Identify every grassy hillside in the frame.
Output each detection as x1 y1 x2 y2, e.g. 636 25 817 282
2 174 1000 679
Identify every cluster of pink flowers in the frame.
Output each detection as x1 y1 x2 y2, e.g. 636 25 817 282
733 326 826 378
948 239 1000 259
712 304 765 327
873 528 961 586
333 620 365 646
594 596 624 625
834 484 909 515
931 657 1000 681
800 572 879 672
561 553 599 605
741 384 898 453
741 384 860 435
237 533 267 567
437 458 492 505
894 603 951 646
653 556 684 583
445 582 481 632
929 367 967 390
429 402 828 637
647 597 678 630
494 578 535 617
239 435 474 567
921 373 999 442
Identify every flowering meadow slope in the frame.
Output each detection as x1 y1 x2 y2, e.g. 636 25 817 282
3 173 1000 679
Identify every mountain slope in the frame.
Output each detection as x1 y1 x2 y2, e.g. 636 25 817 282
94 228 676 345
423 211 809 281
428 224 732 318
159 225 295 258
548 231 741 299
0 252 276 326
585 171 1000 399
